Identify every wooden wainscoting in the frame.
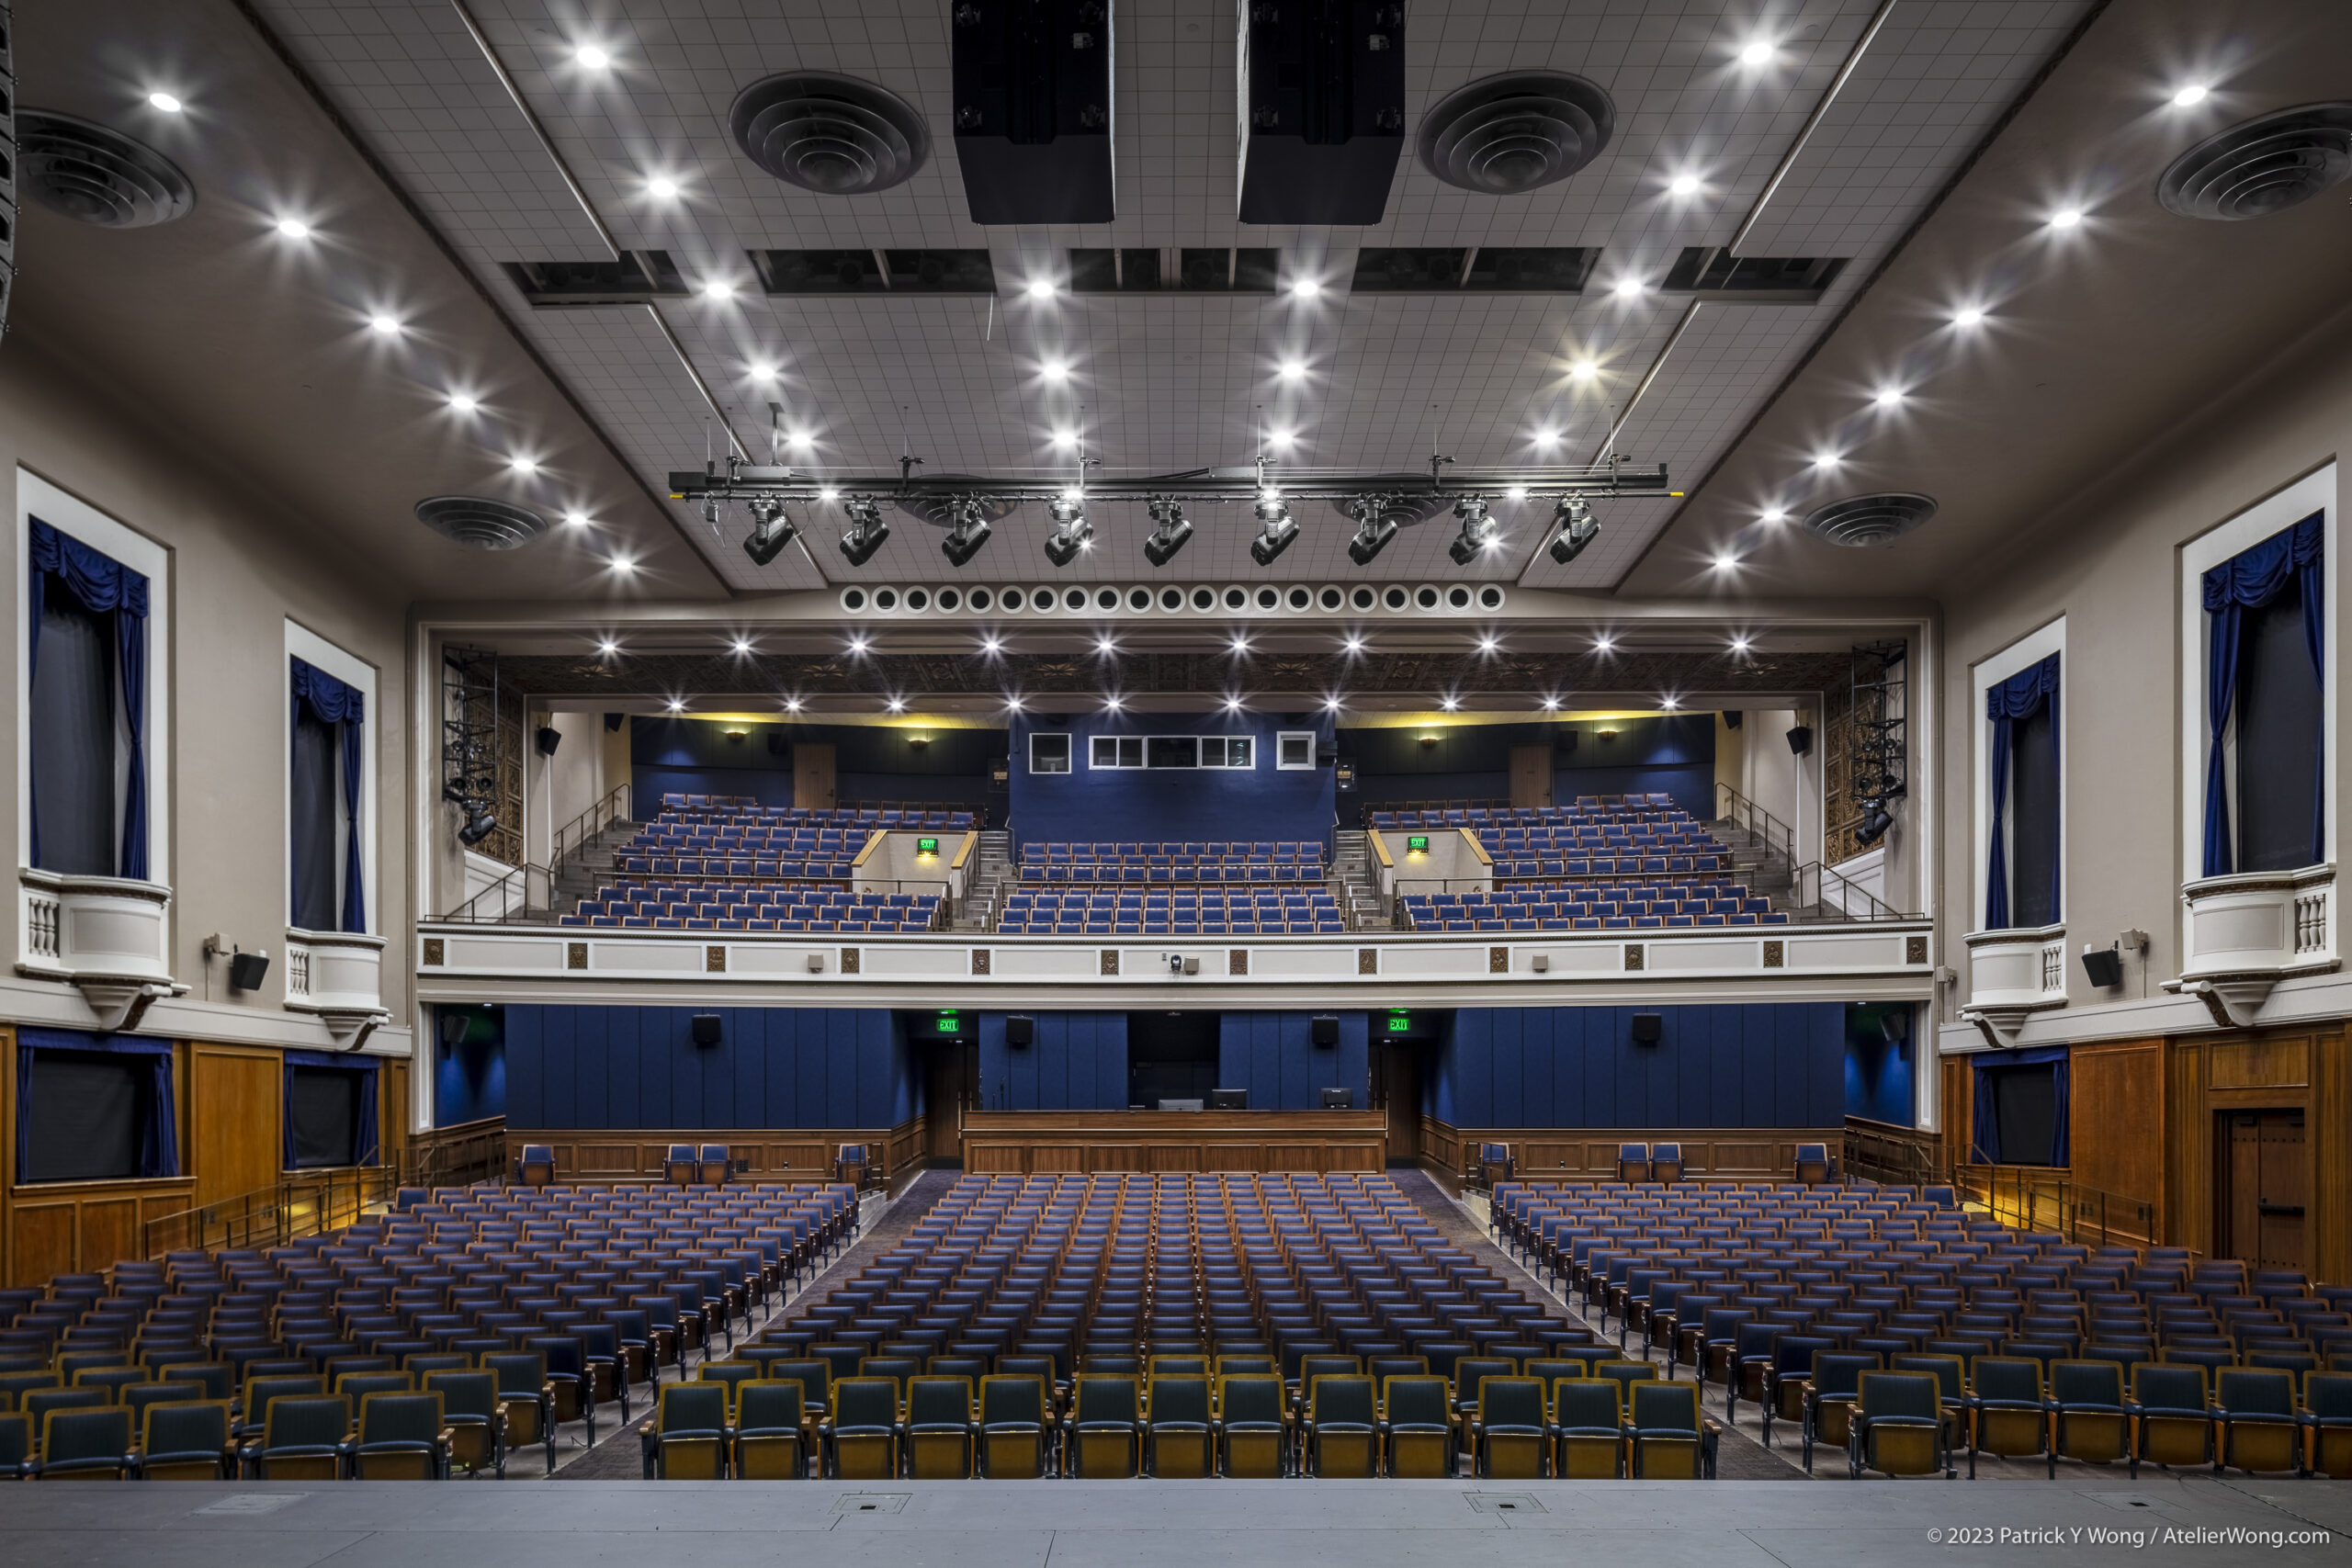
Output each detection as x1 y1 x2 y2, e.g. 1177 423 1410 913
2165 1023 2348 1283
5 1175 199 1287
189 1043 282 1209
1424 1118 1842 1182
960 1111 1387 1175
2068 1038 2165 1244
507 1121 922 1186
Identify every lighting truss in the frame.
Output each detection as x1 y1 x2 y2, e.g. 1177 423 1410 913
1849 639 1907 847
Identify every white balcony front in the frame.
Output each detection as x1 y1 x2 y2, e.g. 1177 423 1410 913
1959 923 2066 1047
286 928 391 1049
18 869 183 1030
2168 864 2335 1027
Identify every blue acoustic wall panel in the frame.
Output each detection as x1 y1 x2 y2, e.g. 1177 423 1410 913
503 1006 910 1129
632 716 996 809
1008 709 1335 850
1430 1003 1844 1128
435 1036 506 1126
1845 1002 1917 1127
978 1011 1130 1111
1217 1011 1370 1110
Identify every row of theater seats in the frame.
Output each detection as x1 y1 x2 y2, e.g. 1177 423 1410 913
0 1183 856 1478
996 889 1344 935
654 794 976 829
1019 841 1326 884
1403 881 1784 931
1487 1180 2352 1476
615 798 975 881
560 886 940 931
1373 795 1685 825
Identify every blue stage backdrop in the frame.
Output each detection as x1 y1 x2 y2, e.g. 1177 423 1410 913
503 1005 911 1129
1218 1011 1369 1110
1008 709 1335 850
978 1011 1129 1111
1429 1003 1844 1128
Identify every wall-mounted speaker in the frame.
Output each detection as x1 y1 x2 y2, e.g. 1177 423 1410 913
229 951 270 992
1724 710 1743 730
691 1013 723 1047
2081 946 2123 989
1786 725 1813 756
535 726 562 756
952 0 1114 224
1630 1011 1663 1045
1310 1013 1340 1047
1881 1006 1911 1043
1005 1014 1035 1047
1238 0 1406 225
604 712 624 731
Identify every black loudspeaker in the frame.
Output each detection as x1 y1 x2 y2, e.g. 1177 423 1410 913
1005 1014 1035 1047
535 726 562 756
1310 1014 1340 1047
1881 1006 1911 1043
952 0 1114 224
604 712 625 732
1630 1011 1663 1045
228 951 270 992
1238 0 1406 225
0 0 14 343
1724 710 1743 730
691 1013 723 1047
2082 947 2123 989
1786 725 1813 756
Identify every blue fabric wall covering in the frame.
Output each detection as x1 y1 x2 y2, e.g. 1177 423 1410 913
1009 710 1335 849
632 717 996 810
503 1005 911 1129
1428 1003 1844 1128
1341 715 1716 818
1216 1012 1370 1110
1843 1003 1915 1127
436 1032 507 1127
978 1012 1129 1111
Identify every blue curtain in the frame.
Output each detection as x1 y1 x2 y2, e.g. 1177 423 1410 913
1970 1044 2069 1168
1984 653 2060 931
283 1049 380 1168
14 1025 177 1179
290 658 367 933
2203 513 2324 875
28 519 150 879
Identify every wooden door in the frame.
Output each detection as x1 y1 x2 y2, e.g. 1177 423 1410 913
1374 1044 1422 1165
793 743 837 809
2221 1110 2307 1271
922 1045 973 1164
1509 746 1554 809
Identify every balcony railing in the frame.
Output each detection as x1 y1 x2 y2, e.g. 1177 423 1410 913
1945 1161 2161 1251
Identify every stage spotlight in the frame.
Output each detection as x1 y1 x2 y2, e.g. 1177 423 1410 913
1546 495 1600 566
458 806 498 846
1856 803 1894 847
741 500 799 567
1446 496 1498 566
1249 492 1298 566
942 497 992 568
1045 495 1094 568
839 497 890 567
1345 497 1400 566
1143 497 1193 567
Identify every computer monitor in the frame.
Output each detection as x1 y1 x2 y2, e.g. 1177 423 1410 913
1318 1088 1354 1110
1159 1098 1205 1111
1208 1088 1248 1110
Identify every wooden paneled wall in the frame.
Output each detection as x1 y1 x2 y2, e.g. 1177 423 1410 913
1424 1118 1840 1182
2164 1025 2349 1282
190 1043 280 1207
2067 1038 2165 1242
960 1111 1386 1175
507 1120 923 1186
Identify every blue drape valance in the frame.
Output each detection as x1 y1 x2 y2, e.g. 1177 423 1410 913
28 518 150 880
282 1050 380 1168
13 1026 177 1181
290 657 367 933
2202 513 2324 876
1984 653 2060 931
1969 1044 2069 1168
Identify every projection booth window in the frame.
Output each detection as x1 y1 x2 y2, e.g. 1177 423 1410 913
1276 731 1316 770
1028 732 1070 773
1090 735 1143 769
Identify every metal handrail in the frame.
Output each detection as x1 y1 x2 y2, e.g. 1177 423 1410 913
1946 1160 2162 1251
1792 858 1914 921
141 1167 401 1259
551 780 633 874
445 861 554 922
1715 781 1798 871
1843 1116 1940 1186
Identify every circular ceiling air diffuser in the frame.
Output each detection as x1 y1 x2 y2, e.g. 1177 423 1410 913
18 111 196 228
2156 102 2352 220
729 72 930 196
1417 72 1615 195
414 496 550 551
1800 493 1938 547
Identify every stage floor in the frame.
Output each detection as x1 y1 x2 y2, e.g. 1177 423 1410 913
0 1477 2343 1568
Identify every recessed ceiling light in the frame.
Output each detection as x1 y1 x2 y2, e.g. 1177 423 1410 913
701 278 735 301
1713 549 1740 570
1951 305 1986 329
666 698 684 713
847 636 869 655
1051 430 1078 450
1872 387 1905 410
1230 636 1250 654
980 635 1002 655
784 696 803 712
1103 694 1124 711
1341 635 1363 654
1613 276 1645 299
1569 361 1600 381
367 312 402 335
1813 451 1842 469
1594 636 1615 653
1269 430 1295 450
749 363 778 380
1668 173 1701 197
1661 694 1681 710
574 44 611 70
1225 695 1245 712
1738 39 1774 67
2170 83 2210 107
788 431 813 449
447 392 480 414
609 555 636 574
1003 694 1023 712
2048 206 2084 230
1289 277 1321 299
1095 636 1118 656
731 637 752 655
563 510 590 528
886 696 906 713
1541 695 1560 711
1440 695 1459 711
507 455 538 475
1025 278 1055 300
1041 360 1069 382
1759 505 1787 525
147 91 185 112
1324 695 1343 712
1731 636 1751 653
1278 360 1306 381
645 175 680 200
274 217 312 240
596 639 617 656
1476 636 1498 654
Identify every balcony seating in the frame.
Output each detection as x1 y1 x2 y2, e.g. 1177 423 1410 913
1374 801 1735 879
1401 880 1783 931
997 887 1344 935
1018 840 1326 885
562 885 941 932
612 797 974 885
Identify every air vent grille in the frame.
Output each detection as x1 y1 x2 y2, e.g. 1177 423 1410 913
18 110 194 229
414 496 549 552
750 248 996 295
1351 246 1599 294
1801 493 1938 547
729 72 929 196
1416 72 1614 196
503 251 683 306
1069 247 1280 294
1661 247 1849 303
2156 102 2352 220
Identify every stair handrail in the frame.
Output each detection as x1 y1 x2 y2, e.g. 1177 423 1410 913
1791 858 1914 921
551 780 634 876
1714 781 1798 874
443 860 554 922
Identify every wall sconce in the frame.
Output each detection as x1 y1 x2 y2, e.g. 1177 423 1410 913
909 734 932 750
1418 733 1440 748
1596 728 1620 739
721 727 749 740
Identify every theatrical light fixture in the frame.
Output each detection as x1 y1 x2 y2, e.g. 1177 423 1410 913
1613 276 1645 299
458 807 499 847
1345 497 1400 566
701 278 736 301
1856 804 1894 846
1570 362 1599 380
1507 486 1529 502
507 455 538 475
1447 496 1498 566
2170 83 2210 107
941 496 993 567
1250 492 1299 566
1713 549 1740 571
1813 451 1843 470
1044 495 1094 568
562 510 590 528
608 555 636 574
1278 360 1306 381
818 487 839 502
1547 494 1600 565
741 498 799 566
1143 496 1194 567
274 217 312 240
839 497 890 567
575 44 611 70
1050 430 1078 452
147 92 184 112
1759 505 1787 524
1041 360 1069 382
1873 387 1906 410
447 392 480 414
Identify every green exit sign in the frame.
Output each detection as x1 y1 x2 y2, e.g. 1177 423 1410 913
917 836 939 854
1387 1011 1410 1033
1406 834 1430 852
936 1011 960 1032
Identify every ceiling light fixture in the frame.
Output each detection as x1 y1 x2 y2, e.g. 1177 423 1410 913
1050 429 1078 451
1507 485 1529 502
1268 429 1295 451
1759 505 1787 525
1003 695 1023 712
1102 694 1125 712
1143 496 1193 567
609 555 636 574
979 635 1002 655
847 635 870 656
563 510 590 528
1613 276 1645 299
784 696 803 712
1951 304 1986 329
1713 549 1740 571
886 696 906 713
447 392 479 414
1668 172 1701 197
701 278 736 301
1593 635 1615 654
1094 635 1118 657
1541 695 1560 711
1045 494 1094 567
367 312 402 335
731 637 753 655
1341 635 1364 654
274 216 312 240
2048 206 2084 229
1738 39 1774 67
749 362 778 380
818 487 839 502
1324 695 1344 713
507 455 538 475
147 91 184 112
1476 635 1498 654
2170 83 2210 108
1440 694 1459 712
1289 277 1321 299
1025 277 1055 300
1570 362 1599 381
1660 694 1681 710
1731 635 1751 653
1814 451 1842 470
839 497 890 567
1547 494 1599 565
1873 387 1905 410
1225 694 1246 712
941 495 992 568
788 431 813 449
666 698 684 713
1278 360 1306 381
574 44 611 70
1041 360 1069 382
596 639 618 656
645 175 680 200
1229 635 1251 656
1446 495 1498 566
